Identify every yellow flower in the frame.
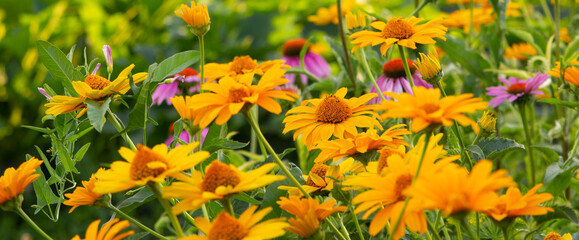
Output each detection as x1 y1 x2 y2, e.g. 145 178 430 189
486 183 553 221
380 86 488 133
503 43 537 61
345 11 366 29
44 95 87 118
0 157 43 205
376 145 406 174
277 196 347 237
283 87 382 149
560 28 571 43
171 96 200 120
71 218 134 240
478 110 497 134
63 169 105 213
350 16 447 55
175 1 210 36
544 232 573 240
182 206 288 240
203 55 288 82
189 65 298 128
307 0 357 26
313 124 410 164
94 142 208 194
162 161 285 214
407 160 516 216
414 49 442 83
548 60 579 87
442 3 521 33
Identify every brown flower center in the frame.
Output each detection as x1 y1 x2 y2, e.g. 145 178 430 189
306 164 329 187
422 103 441 114
129 145 168 181
394 174 413 201
377 148 403 174
207 212 249 240
382 18 414 40
544 233 564 240
282 38 309 57
229 56 258 74
383 58 416 79
201 161 241 193
85 74 111 90
315 95 352 124
228 86 251 103
507 82 527 94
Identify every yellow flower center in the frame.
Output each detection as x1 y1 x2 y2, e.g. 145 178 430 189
394 174 412 201
507 82 526 94
382 18 414 40
129 145 168 181
315 95 352 124
306 164 329 187
208 213 249 240
201 161 241 193
229 56 258 74
228 86 251 103
85 74 111 90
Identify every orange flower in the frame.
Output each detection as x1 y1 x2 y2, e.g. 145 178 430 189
548 60 579 87
486 184 553 221
503 43 537 61
175 1 210 28
277 196 347 237
63 169 105 213
203 56 288 82
0 158 43 205
71 218 134 240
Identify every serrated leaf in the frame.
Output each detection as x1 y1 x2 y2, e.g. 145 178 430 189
476 137 525 160
21 125 55 134
535 205 579 225
50 133 78 174
202 138 249 153
262 162 304 220
538 98 579 110
86 98 111 132
73 143 90 163
117 187 154 212
467 145 485 161
36 40 82 96
436 36 493 83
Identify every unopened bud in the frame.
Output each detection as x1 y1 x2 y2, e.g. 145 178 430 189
103 45 113 73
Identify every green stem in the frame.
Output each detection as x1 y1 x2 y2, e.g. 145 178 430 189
221 199 235 216
460 217 478 240
468 0 474 47
388 133 432 240
501 226 509 240
440 216 451 240
243 111 311 198
555 0 560 61
471 134 483 145
218 123 227 161
285 68 321 83
337 214 352 240
408 0 430 17
398 45 415 88
327 217 349 240
107 203 169 240
106 110 136 150
454 220 463 240
198 35 205 84
518 104 536 186
426 218 442 240
540 0 554 28
351 210 365 240
358 49 386 100
148 183 184 238
337 0 357 92
16 207 54 240
475 212 480 240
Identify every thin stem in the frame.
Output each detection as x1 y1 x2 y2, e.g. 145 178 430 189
471 134 483 145
337 214 352 240
327 216 349 240
475 212 480 240
358 49 386 100
398 45 415 88
218 123 227 161
540 0 554 28
16 207 54 240
198 35 205 83
337 0 357 92
285 68 321 83
468 0 474 47
454 220 463 240
460 217 478 240
220 198 235 216
426 218 442 240
351 209 365 240
148 183 184 238
440 216 451 240
243 111 311 198
555 0 560 61
106 110 136 150
107 203 169 240
518 104 536 185
502 226 509 240
408 0 430 17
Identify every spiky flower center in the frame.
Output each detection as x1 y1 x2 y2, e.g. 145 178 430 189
85 75 111 90
129 145 168 181
230 56 258 74
202 161 241 193
394 174 413 201
208 213 249 240
383 58 415 78
228 86 251 103
306 164 329 187
507 82 527 94
316 96 352 124
382 18 414 40
282 38 309 57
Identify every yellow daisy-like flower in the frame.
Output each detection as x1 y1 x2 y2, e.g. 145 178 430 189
94 142 208 194
380 86 488 133
71 218 134 240
544 232 573 240
45 64 147 117
345 11 366 29
0 157 43 205
163 161 285 214
277 196 348 237
503 43 537 61
442 3 520 33
375 145 406 174
548 60 579 87
283 87 382 149
486 183 553 221
190 65 298 128
559 28 571 43
307 0 357 26
203 55 288 82
313 124 410 163
171 96 201 120
63 169 105 213
407 160 516 216
350 16 447 55
175 1 210 28
181 206 288 240
414 49 442 83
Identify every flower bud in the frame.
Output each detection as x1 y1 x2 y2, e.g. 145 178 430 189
478 110 497 137
103 45 113 73
414 50 443 85
175 2 211 37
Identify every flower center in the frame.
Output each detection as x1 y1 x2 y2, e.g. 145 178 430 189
306 164 329 187
315 95 352 124
282 39 309 57
422 103 440 114
207 213 249 240
544 233 563 240
394 174 413 201
377 148 403 174
201 161 241 193
507 82 527 94
383 58 415 79
382 18 414 40
85 74 111 90
129 145 168 181
229 56 258 74
228 86 251 103
177 68 198 77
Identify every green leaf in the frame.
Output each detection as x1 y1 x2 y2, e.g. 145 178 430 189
36 40 82 96
532 144 560 165
85 98 111 133
262 162 304 220
467 145 485 161
535 205 579 225
66 45 76 62
21 125 55 134
73 143 91 163
302 78 336 96
436 36 493 83
66 126 94 142
233 192 261 205
50 133 78 174
506 28 544 55
34 146 61 183
538 98 579 110
202 138 249 153
564 37 579 63
117 187 154 212
32 162 60 213
149 50 200 84
484 68 531 79
476 137 525 160
543 161 573 197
